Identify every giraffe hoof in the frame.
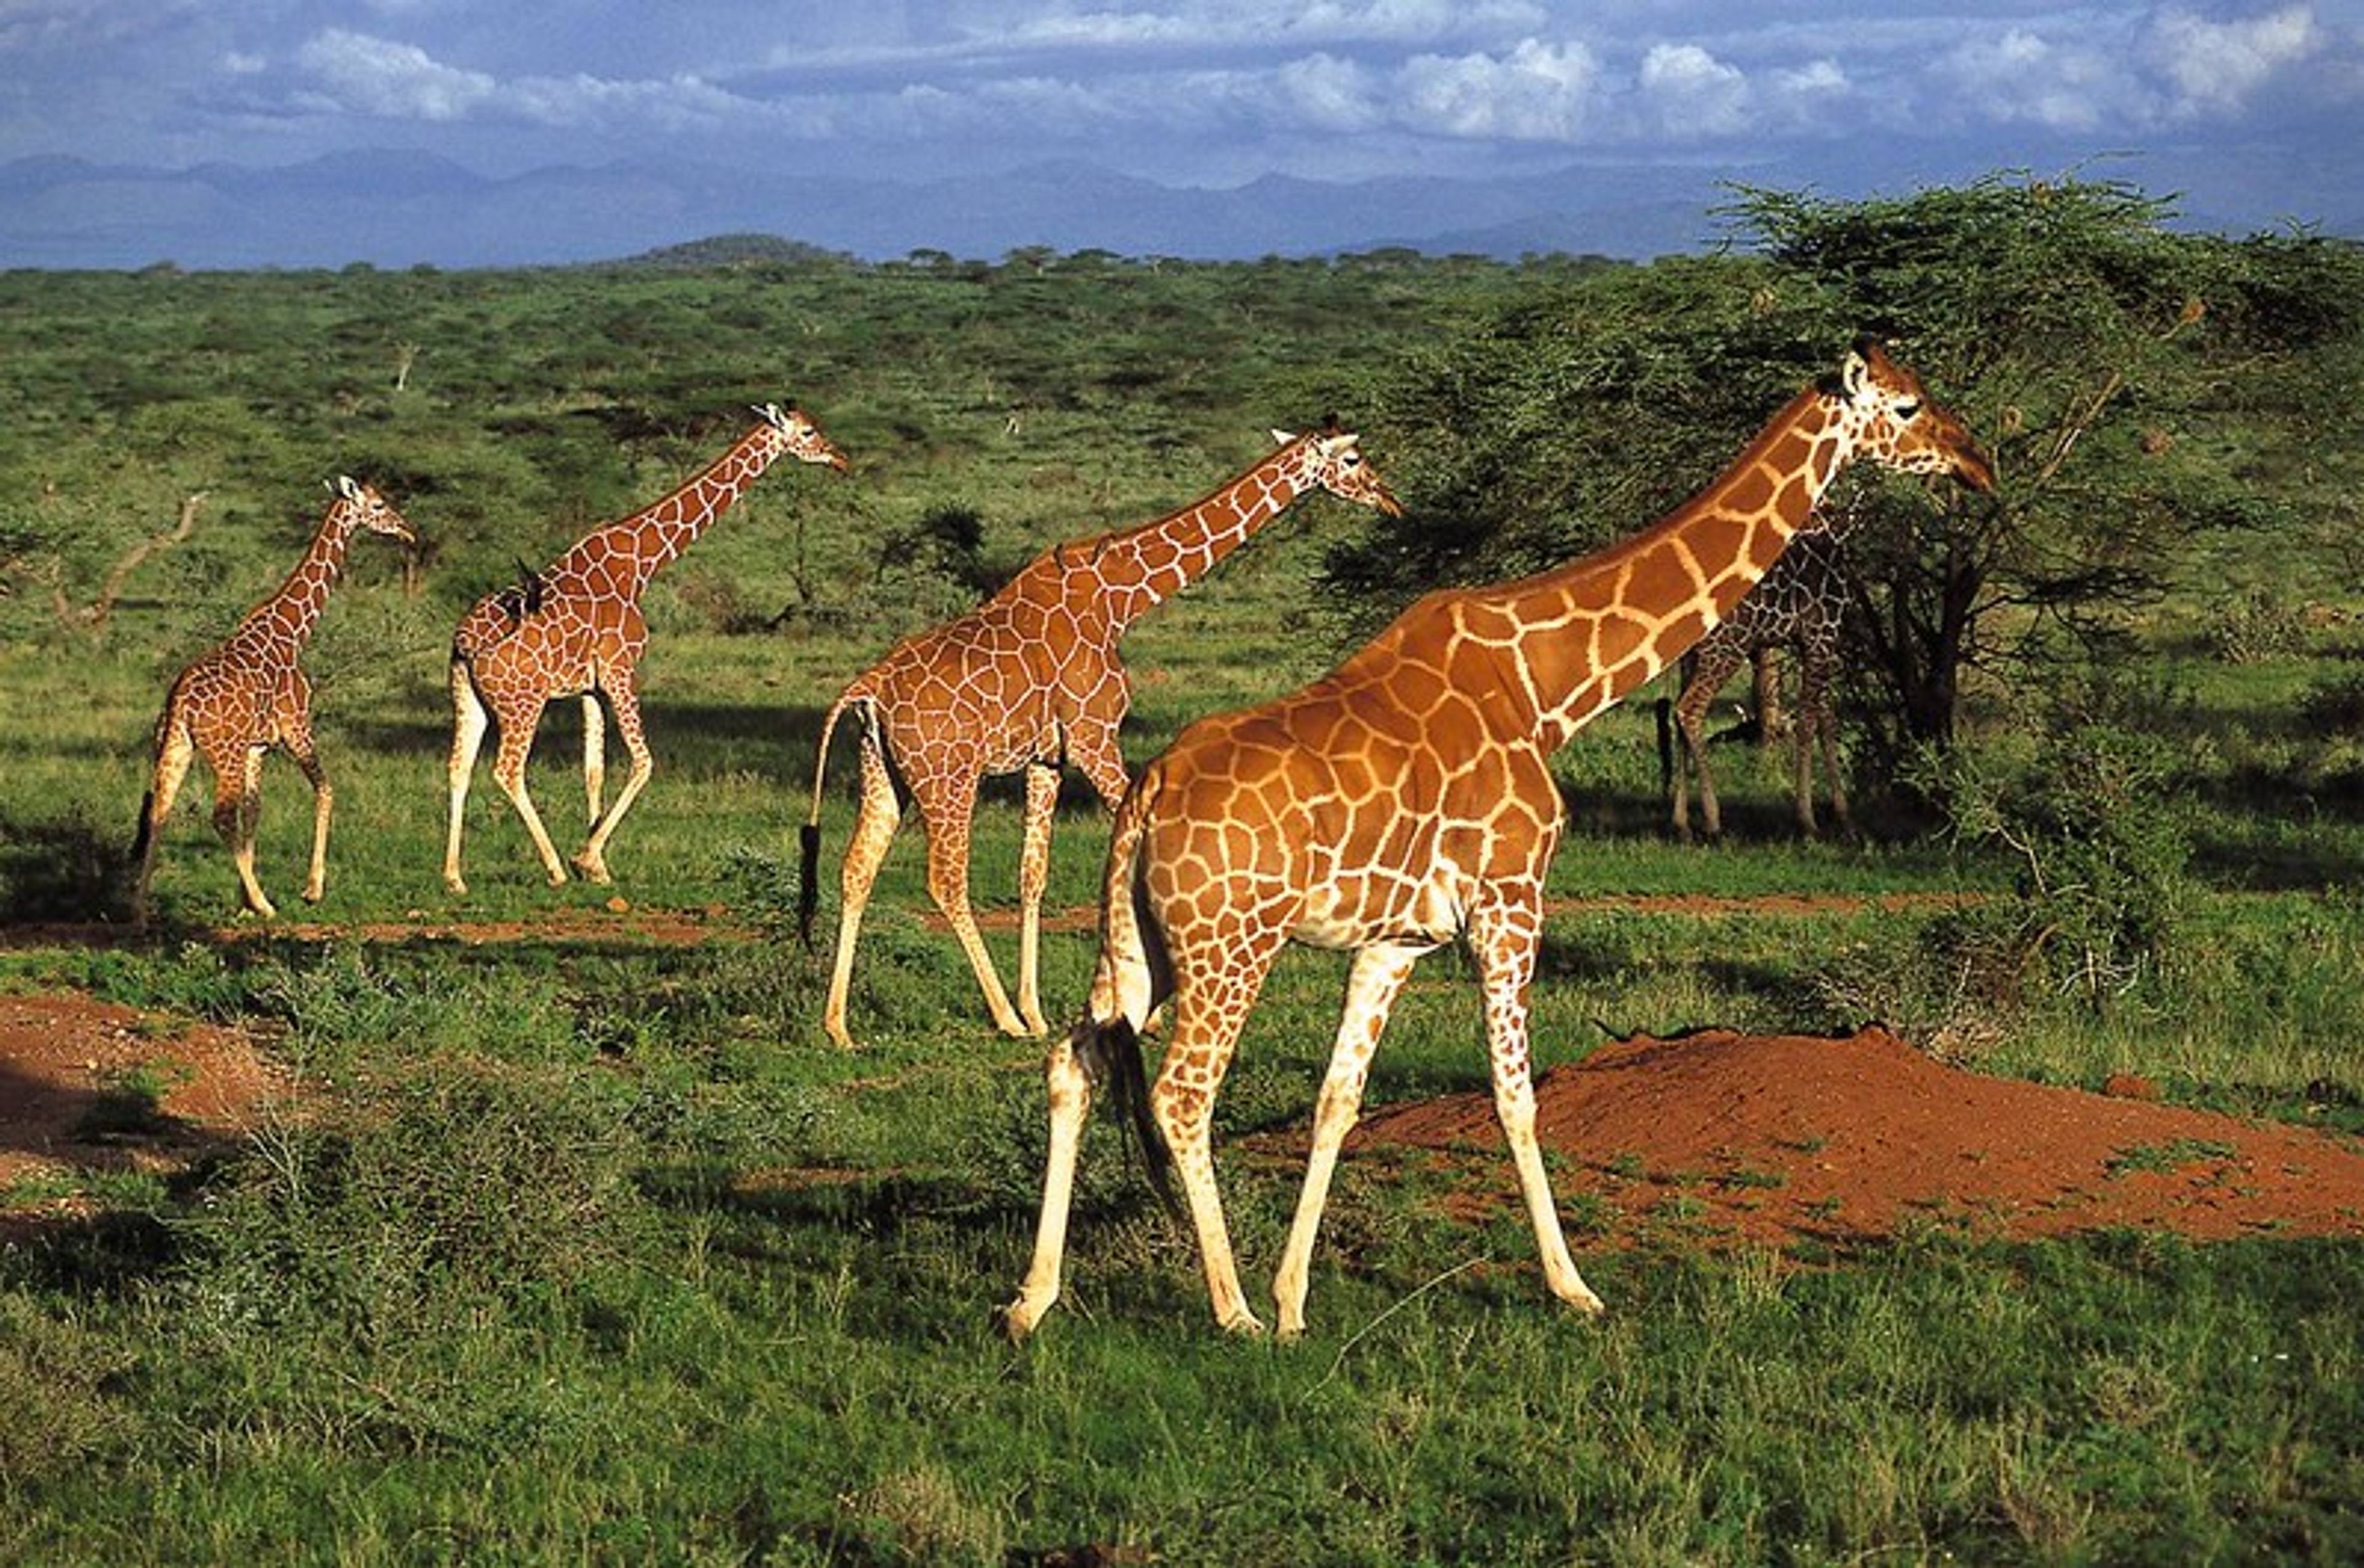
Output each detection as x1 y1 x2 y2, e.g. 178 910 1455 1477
444 875 468 896
1218 1311 1269 1339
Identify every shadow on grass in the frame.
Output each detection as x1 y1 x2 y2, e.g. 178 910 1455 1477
0 804 137 925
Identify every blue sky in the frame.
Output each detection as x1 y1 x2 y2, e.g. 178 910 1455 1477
0 2 2357 264
4 1 2355 183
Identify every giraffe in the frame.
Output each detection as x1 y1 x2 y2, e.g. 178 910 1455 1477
1003 339 1995 1340
443 404 847 895
131 476 416 924
800 425 1403 1050
1663 494 1868 840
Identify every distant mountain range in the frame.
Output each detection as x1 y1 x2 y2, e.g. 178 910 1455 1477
0 142 2352 271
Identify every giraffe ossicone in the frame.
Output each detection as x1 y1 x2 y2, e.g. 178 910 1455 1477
1002 338 1996 1340
442 403 847 896
131 478 416 924
800 423 1402 1050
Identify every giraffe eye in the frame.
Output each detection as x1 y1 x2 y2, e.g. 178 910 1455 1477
1894 400 1923 422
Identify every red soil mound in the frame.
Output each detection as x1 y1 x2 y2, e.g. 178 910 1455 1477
0 994 290 1231
1348 1027 2364 1250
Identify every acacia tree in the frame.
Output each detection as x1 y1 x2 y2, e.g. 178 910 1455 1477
1324 174 2364 757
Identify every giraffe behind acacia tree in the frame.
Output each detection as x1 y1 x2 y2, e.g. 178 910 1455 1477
1662 494 1870 840
799 424 1403 1050
1003 339 1995 1340
443 403 847 895
131 477 416 924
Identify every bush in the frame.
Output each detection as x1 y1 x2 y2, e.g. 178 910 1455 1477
1929 714 2197 1015
175 1057 658 1346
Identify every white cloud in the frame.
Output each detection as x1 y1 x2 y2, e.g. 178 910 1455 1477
1397 38 1601 140
2142 3 2321 116
1638 42 1751 139
1270 52 1386 132
295 29 493 123
1936 26 2129 132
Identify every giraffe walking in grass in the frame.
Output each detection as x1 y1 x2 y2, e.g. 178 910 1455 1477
443 404 847 895
132 476 416 924
800 425 1402 1049
1665 496 1868 840
1003 340 1995 1340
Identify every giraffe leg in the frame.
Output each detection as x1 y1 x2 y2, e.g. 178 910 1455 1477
1272 942 1423 1338
1002 1024 1095 1340
1015 762 1059 1037
919 778 1031 1039
134 712 196 925
575 681 649 883
489 698 569 886
581 693 607 830
1674 643 1745 841
286 726 332 904
1067 719 1132 812
214 744 276 920
1819 702 1854 837
1469 894 1602 1316
443 661 489 894
1152 938 1287 1335
822 730 902 1049
1797 648 1852 838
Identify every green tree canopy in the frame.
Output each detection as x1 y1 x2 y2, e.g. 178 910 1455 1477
1324 174 2364 750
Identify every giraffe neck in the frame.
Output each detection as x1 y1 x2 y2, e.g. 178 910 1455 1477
1085 439 1317 630
238 504 358 657
583 424 790 601
1479 384 1851 750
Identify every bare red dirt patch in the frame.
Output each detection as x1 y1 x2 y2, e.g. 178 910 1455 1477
1345 1026 2364 1250
0 993 289 1229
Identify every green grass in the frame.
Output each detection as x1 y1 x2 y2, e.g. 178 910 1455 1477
4 254 2364 1562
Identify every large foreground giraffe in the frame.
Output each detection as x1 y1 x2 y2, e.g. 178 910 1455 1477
443 404 846 893
800 425 1401 1048
1005 339 1995 1339
1664 496 1868 840
132 477 416 923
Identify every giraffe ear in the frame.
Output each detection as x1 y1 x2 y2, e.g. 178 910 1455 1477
332 475 363 500
1271 428 1297 446
1840 345 1875 403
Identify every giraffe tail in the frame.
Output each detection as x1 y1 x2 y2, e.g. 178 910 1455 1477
129 790 156 866
798 692 861 950
129 697 181 922
1071 1011 1178 1218
1067 766 1179 1216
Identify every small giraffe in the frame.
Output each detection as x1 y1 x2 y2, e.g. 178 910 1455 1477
1665 496 1868 840
443 404 846 894
1003 339 1995 1339
800 425 1402 1049
131 476 416 923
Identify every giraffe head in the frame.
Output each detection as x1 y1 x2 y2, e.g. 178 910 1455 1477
1271 420 1404 517
326 475 416 544
1827 337 1996 493
755 403 852 473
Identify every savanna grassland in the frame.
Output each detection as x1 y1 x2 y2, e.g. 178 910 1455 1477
3 182 2364 1564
